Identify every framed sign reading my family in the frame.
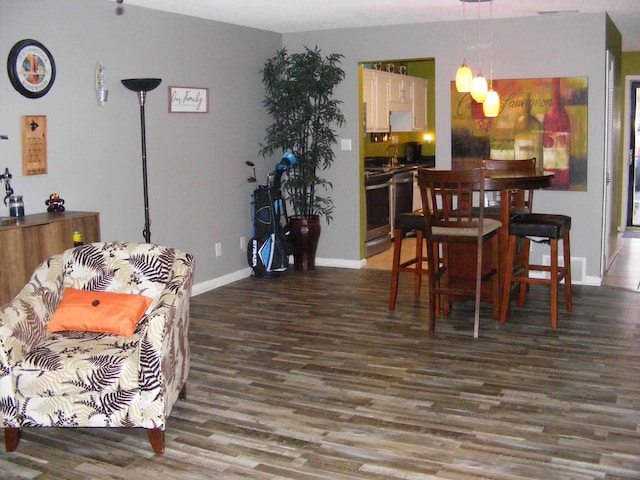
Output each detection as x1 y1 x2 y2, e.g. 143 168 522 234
169 86 209 113
451 77 588 191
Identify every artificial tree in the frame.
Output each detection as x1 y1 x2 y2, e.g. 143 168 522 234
260 46 345 270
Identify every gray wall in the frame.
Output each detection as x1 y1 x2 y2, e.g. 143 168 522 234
1 0 281 291
1 1 621 289
285 13 621 284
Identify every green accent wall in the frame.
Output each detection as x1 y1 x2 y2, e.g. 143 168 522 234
362 59 436 159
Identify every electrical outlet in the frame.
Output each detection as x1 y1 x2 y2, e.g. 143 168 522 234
215 242 222 257
240 236 246 251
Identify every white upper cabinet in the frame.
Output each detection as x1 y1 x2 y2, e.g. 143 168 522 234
363 68 427 133
363 69 390 133
411 77 428 131
387 72 412 112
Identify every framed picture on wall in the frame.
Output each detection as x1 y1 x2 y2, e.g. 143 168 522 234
169 86 209 113
451 77 588 191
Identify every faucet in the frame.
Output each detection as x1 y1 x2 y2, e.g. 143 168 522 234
1 168 14 206
385 144 399 167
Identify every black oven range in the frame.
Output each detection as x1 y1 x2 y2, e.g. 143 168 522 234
364 169 393 257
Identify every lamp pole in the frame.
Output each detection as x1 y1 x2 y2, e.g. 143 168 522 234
121 78 161 243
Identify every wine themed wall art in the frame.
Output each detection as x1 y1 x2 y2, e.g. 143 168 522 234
451 77 588 191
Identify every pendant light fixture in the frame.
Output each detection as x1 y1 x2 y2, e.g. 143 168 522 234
455 0 472 93
483 0 500 117
483 88 499 117
469 0 488 103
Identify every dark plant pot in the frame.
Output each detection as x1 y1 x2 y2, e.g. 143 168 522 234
290 215 321 271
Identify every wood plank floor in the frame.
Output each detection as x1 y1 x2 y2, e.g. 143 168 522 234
1 267 639 479
369 236 640 292
603 237 640 292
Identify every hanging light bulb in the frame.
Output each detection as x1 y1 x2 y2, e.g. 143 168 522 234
483 88 499 117
469 0 487 103
482 0 499 117
471 75 488 103
455 0 472 93
456 64 473 93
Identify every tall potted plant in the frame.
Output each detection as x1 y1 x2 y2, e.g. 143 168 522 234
260 46 345 271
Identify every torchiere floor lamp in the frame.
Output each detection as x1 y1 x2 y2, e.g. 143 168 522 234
121 78 162 243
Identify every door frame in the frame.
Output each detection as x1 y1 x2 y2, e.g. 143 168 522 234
621 75 640 229
602 50 615 275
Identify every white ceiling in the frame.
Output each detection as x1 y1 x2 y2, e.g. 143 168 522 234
114 0 640 51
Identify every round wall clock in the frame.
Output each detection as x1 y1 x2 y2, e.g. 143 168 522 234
7 39 56 98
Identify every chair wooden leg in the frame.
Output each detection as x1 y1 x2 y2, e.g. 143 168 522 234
5 427 21 452
430 242 441 319
563 231 573 312
425 240 437 336
414 230 424 298
427 285 436 336
179 383 187 400
473 236 483 339
147 428 165 455
550 238 559 330
491 235 500 320
517 238 531 308
388 228 403 311
441 242 452 316
500 235 517 325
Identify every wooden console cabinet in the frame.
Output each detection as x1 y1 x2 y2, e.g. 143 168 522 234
0 211 100 307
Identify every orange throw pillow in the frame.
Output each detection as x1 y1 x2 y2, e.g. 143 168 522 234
47 288 153 336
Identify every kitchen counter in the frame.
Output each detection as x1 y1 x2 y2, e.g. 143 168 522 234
365 164 420 174
364 155 435 173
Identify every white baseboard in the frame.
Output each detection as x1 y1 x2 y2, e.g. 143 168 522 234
538 255 601 286
315 257 366 269
192 255 601 297
191 257 366 296
192 267 252 296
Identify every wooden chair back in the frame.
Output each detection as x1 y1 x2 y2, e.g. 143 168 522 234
418 168 485 237
417 167 502 338
482 158 537 214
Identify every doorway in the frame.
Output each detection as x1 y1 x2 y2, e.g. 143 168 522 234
360 57 435 265
627 81 640 227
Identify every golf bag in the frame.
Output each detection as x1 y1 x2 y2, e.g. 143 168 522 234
247 152 296 276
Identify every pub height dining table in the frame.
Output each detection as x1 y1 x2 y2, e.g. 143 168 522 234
438 166 554 318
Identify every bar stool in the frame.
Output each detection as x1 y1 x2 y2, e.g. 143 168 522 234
500 213 572 330
389 210 428 311
482 158 537 218
417 168 501 337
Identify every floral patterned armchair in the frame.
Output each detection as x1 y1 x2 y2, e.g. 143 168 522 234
0 242 195 454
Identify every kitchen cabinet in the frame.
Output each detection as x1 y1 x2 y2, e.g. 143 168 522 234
390 77 428 132
362 69 374 131
387 73 412 112
411 78 428 130
0 211 100 307
363 69 390 133
363 68 427 133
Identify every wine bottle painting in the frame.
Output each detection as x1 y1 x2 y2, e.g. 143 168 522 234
451 76 588 191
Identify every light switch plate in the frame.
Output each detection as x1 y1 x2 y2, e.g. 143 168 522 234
340 138 352 151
